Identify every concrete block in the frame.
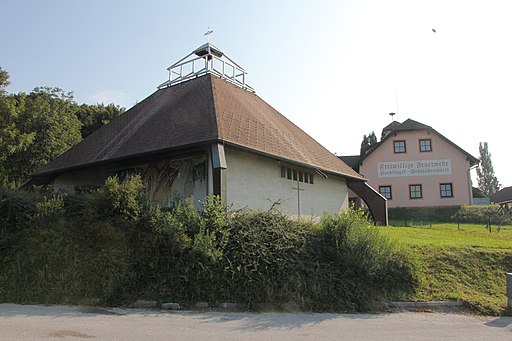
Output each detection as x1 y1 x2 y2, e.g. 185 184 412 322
134 300 157 308
195 302 209 309
217 303 249 310
162 303 181 310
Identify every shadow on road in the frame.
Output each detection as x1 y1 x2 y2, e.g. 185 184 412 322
485 316 512 328
194 311 386 331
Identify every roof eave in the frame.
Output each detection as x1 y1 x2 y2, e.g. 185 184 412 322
31 140 217 179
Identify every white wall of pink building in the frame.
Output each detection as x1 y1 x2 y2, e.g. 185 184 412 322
360 130 474 208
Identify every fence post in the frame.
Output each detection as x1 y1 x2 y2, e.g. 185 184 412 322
507 273 512 309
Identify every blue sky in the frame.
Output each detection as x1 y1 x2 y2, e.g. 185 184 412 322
2 0 511 187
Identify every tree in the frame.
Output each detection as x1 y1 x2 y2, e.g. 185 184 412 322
0 69 36 187
0 68 125 188
0 67 9 95
360 131 378 155
0 87 82 187
76 103 125 138
476 142 501 197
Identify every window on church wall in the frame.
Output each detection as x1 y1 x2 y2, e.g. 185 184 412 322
379 185 392 199
394 140 406 153
440 183 453 198
419 139 432 152
280 166 314 184
409 184 422 199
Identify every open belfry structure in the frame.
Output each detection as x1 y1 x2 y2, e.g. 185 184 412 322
30 43 387 224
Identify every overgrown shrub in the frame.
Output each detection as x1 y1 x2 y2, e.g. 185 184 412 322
303 210 418 310
219 209 311 306
2 219 128 303
0 189 43 276
0 178 418 311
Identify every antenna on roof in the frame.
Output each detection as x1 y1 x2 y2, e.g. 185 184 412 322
389 112 396 121
394 89 401 120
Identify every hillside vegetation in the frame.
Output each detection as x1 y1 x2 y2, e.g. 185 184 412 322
1 177 510 315
381 224 512 315
0 176 416 312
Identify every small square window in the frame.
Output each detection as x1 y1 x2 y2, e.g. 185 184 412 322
394 140 406 153
419 139 432 152
379 186 392 199
440 183 453 198
280 166 315 185
409 184 422 199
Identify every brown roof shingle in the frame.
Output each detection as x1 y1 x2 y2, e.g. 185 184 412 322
34 74 362 180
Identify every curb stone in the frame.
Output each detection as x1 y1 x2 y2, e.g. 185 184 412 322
134 300 158 308
162 303 181 310
386 300 464 311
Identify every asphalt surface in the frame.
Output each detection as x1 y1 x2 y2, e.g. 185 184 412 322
0 304 511 340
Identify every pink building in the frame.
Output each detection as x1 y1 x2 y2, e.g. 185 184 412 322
342 119 479 208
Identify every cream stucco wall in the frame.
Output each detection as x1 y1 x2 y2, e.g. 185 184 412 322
360 130 473 208
52 147 350 218
224 146 349 219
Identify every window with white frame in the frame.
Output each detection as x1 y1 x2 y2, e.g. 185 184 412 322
419 139 432 152
409 184 422 199
394 140 406 153
440 183 453 198
379 186 392 199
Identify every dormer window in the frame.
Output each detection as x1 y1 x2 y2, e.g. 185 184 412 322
393 140 406 153
419 139 432 152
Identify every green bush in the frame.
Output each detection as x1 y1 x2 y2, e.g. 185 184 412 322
304 210 418 310
1 219 128 304
219 209 311 306
453 205 510 225
389 206 461 225
0 189 43 277
0 179 418 311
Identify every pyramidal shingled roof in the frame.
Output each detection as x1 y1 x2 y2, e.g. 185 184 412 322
34 73 362 181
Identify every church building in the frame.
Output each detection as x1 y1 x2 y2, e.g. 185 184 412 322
30 43 386 222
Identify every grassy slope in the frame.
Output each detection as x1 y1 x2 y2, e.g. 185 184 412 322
380 223 512 315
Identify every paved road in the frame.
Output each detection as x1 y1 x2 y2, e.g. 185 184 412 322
0 304 511 340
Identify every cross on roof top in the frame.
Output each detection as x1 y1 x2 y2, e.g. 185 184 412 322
204 27 213 43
